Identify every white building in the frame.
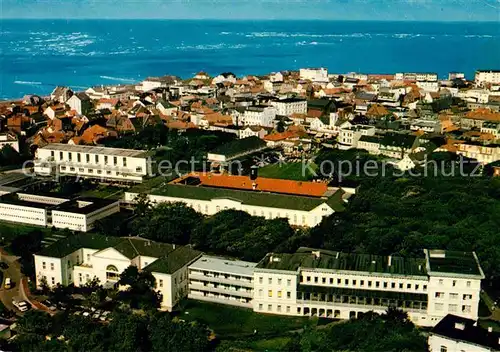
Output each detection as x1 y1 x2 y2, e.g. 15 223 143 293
300 68 329 83
188 256 256 308
271 98 307 116
337 125 376 150
243 106 277 127
0 192 119 232
66 92 92 115
395 72 438 82
34 234 202 311
428 314 500 352
34 144 153 182
475 70 500 86
239 126 269 139
252 248 484 327
0 133 19 152
125 173 348 228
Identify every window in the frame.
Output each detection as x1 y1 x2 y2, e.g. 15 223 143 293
123 158 127 167
259 277 263 284
391 282 396 289
51 277 55 285
306 276 311 283
79 273 82 282
106 264 120 281
383 282 388 288
352 280 357 286
259 304 263 310
452 280 456 287
42 262 46 269
407 284 411 289
463 294 473 300
435 303 444 311
95 155 99 163
314 277 318 283
87 254 90 262
322 277 326 284
448 304 457 312
450 293 458 299
114 156 117 165
399 283 403 289
415 284 419 290
287 291 291 299
337 278 341 285
86 154 90 162
268 278 272 285
104 156 108 164
67 260 71 268
88 169 93 173
345 279 349 285
77 153 81 162
439 279 444 285
159 280 163 288
68 152 72 161
50 263 54 270
277 305 281 312
466 281 471 287
368 281 372 287
51 151 54 158
287 279 291 286
423 285 427 291
435 292 445 298
360 280 364 287
268 290 273 298
278 278 282 285
267 304 272 312
59 152 63 160
76 255 80 263
375 281 380 288
462 305 471 313
440 346 447 352
216 206 220 212
286 306 291 313
278 291 282 298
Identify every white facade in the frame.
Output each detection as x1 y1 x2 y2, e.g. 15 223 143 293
34 235 201 311
0 192 119 232
338 125 376 149
300 68 329 82
475 70 500 86
243 106 277 127
34 144 152 182
271 98 307 116
188 256 256 308
0 133 19 152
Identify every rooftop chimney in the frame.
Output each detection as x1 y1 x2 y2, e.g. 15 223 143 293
454 322 465 330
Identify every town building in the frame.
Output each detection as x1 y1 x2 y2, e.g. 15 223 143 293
252 248 484 327
34 234 202 311
207 136 267 163
188 255 256 308
242 106 277 127
455 142 500 164
34 144 153 182
428 314 500 352
0 133 19 152
125 173 348 227
271 98 308 116
0 192 119 232
337 125 376 150
300 68 329 83
67 92 92 115
475 70 500 86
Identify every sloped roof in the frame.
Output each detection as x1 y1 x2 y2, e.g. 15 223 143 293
143 246 202 274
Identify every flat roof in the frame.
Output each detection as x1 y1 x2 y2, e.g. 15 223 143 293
425 250 484 278
257 248 428 277
0 193 54 210
52 197 119 215
39 143 149 158
189 255 257 277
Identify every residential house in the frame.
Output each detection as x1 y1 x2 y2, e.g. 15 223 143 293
337 125 376 150
67 92 92 115
270 98 307 116
243 106 276 128
50 86 73 103
240 126 269 139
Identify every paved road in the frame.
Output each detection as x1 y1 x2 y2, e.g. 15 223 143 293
0 252 23 312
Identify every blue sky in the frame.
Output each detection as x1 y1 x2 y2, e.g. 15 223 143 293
2 0 499 20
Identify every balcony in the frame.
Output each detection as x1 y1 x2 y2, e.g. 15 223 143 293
189 271 253 288
188 293 252 308
189 282 253 298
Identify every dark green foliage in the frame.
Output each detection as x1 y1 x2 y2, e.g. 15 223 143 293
118 265 162 310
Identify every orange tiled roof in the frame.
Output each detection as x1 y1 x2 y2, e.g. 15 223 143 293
366 104 390 118
465 108 500 122
264 130 300 141
180 173 329 197
307 109 323 118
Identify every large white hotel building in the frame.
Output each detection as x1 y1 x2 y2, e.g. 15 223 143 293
34 144 153 182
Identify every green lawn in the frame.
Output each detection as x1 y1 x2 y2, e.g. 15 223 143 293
0 221 69 250
216 336 292 351
258 162 317 181
180 300 312 338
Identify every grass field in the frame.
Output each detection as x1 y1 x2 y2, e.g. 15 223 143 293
180 300 312 338
258 162 318 181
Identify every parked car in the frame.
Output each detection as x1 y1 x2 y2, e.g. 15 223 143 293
42 300 57 311
82 311 90 317
99 311 111 322
12 300 29 312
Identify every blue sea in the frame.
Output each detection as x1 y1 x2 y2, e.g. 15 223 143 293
1 20 499 99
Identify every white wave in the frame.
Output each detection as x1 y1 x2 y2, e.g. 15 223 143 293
465 34 494 38
176 43 248 50
100 76 136 82
220 31 231 35
14 80 42 85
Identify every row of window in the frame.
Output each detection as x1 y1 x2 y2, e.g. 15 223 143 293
60 167 137 175
259 289 292 299
51 151 127 167
0 206 44 214
258 303 292 313
435 292 473 300
41 275 56 285
42 262 55 270
437 279 472 288
258 277 292 286
301 276 428 292
0 213 44 222
434 303 471 313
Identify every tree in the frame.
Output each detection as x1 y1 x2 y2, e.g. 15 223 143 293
108 312 150 352
134 193 152 217
17 310 53 336
131 202 203 244
118 266 161 310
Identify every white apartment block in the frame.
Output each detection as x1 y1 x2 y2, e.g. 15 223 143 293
395 72 438 82
475 70 500 86
428 314 500 352
251 248 484 327
0 192 119 232
300 68 329 83
188 256 256 308
455 143 500 164
34 144 153 182
242 106 277 128
337 125 376 150
125 174 348 228
271 98 308 116
34 234 202 311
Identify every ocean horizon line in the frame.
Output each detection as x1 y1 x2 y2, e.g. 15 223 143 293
2 18 499 23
